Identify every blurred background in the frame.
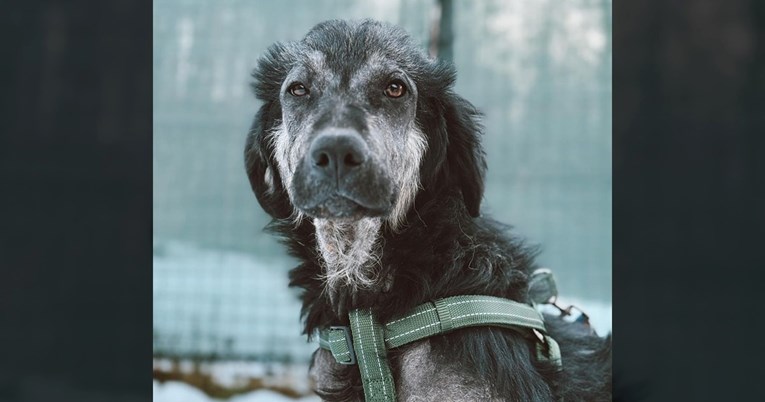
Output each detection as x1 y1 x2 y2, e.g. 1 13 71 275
153 0 611 400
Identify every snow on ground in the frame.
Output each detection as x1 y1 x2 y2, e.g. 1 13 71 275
227 390 320 402
153 359 314 396
153 381 211 402
153 380 320 402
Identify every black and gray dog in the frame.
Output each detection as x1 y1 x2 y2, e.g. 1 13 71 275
245 19 611 401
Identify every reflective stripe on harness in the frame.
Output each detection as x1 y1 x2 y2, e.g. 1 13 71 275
318 295 562 402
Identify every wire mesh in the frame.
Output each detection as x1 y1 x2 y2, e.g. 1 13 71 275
153 0 612 363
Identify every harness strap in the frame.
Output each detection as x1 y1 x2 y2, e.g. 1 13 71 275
318 326 356 365
384 295 548 348
318 295 563 401
348 309 396 402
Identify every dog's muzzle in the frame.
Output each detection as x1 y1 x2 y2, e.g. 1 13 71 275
291 129 395 219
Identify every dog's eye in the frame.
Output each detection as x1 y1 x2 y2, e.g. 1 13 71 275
288 83 309 97
384 80 406 98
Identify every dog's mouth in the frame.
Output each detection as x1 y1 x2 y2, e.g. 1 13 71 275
297 193 390 220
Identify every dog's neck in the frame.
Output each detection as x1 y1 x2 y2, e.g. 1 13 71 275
313 217 388 305
283 188 537 332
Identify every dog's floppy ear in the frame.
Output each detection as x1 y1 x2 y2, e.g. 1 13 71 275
244 43 294 219
416 59 486 217
442 94 488 217
244 105 292 219
418 90 487 218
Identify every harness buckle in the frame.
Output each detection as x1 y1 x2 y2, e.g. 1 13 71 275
329 326 357 365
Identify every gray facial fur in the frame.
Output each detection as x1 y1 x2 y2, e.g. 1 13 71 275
267 50 427 292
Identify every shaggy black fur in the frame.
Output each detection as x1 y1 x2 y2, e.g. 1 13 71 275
245 19 611 401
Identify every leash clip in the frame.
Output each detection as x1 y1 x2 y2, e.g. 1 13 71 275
329 326 357 365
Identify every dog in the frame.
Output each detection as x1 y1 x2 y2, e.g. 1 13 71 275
245 19 611 401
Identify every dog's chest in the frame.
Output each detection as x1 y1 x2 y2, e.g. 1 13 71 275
309 340 500 401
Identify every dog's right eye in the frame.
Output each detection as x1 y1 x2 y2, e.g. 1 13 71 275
384 80 406 98
288 83 309 97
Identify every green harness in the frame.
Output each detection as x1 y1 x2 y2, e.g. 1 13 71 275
318 295 562 402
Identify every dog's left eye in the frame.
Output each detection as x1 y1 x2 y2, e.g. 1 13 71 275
384 80 406 98
288 83 309 97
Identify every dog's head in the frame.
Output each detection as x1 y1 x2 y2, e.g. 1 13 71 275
246 19 486 227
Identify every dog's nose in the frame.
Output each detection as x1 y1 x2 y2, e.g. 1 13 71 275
309 129 368 181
